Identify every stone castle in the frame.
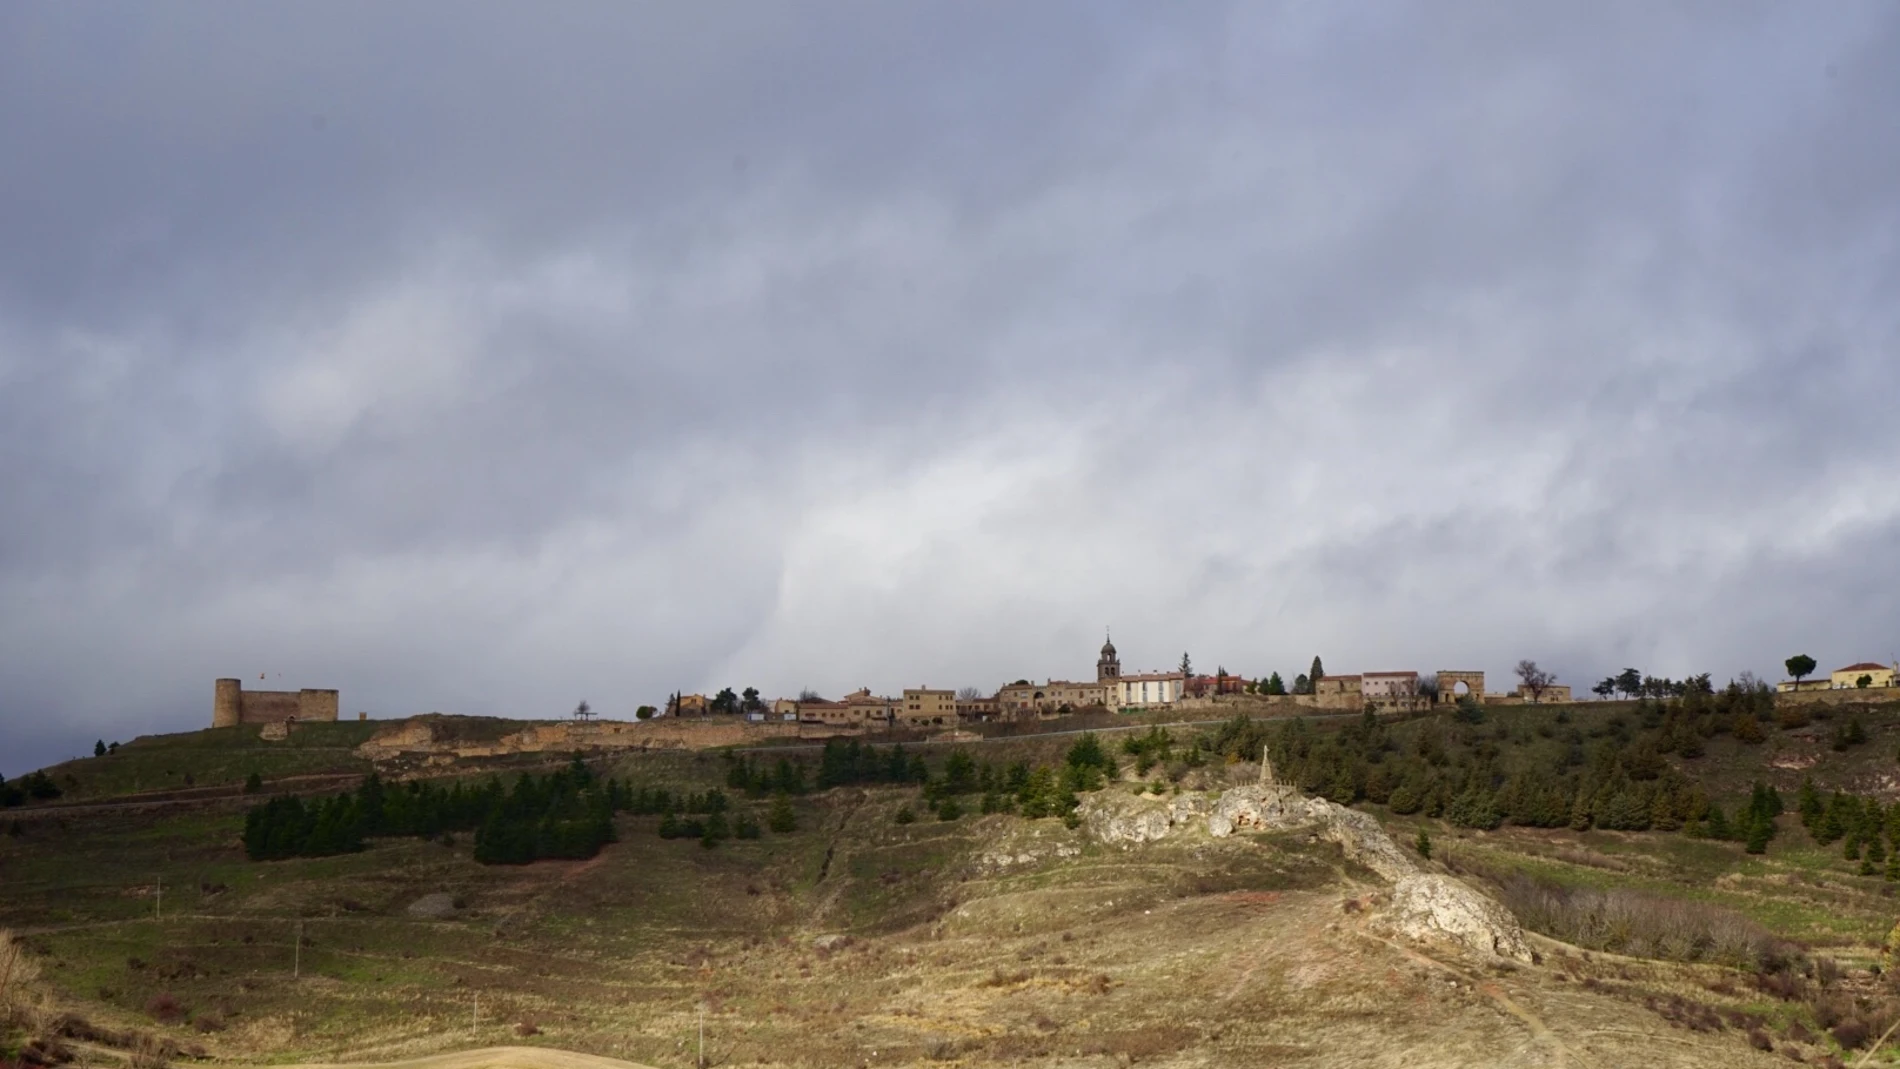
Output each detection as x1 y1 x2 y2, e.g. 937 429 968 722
213 678 339 728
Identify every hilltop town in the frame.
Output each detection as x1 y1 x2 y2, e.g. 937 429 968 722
207 640 1900 750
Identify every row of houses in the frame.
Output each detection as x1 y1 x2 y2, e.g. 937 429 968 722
667 637 1569 734
661 646 1896 734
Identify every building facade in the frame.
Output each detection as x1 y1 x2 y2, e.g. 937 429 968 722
1115 672 1185 709
900 687 957 727
997 680 1109 717
1832 662 1897 689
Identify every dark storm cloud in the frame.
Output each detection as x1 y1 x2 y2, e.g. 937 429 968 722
2 2 1897 772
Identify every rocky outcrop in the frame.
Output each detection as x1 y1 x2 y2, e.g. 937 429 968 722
1081 792 1178 844
1384 874 1533 962
1079 782 1531 961
406 892 460 919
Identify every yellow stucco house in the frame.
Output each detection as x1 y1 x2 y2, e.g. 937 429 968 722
1831 662 1897 690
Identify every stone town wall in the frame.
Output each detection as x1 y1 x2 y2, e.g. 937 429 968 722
354 715 825 763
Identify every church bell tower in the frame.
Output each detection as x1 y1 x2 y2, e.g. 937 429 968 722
1096 631 1121 684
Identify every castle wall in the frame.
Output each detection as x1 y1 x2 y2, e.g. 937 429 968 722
298 689 340 722
213 680 342 727
240 689 302 724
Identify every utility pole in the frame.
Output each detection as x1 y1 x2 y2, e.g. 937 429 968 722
154 876 161 922
472 993 479 1033
293 921 302 979
697 1001 705 1069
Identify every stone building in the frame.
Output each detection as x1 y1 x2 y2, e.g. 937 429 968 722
900 687 957 727
841 688 899 725
955 694 1000 721
213 678 339 728
1312 674 1362 709
997 680 1109 717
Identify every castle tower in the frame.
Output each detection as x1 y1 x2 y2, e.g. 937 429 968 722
1096 632 1121 684
213 678 243 728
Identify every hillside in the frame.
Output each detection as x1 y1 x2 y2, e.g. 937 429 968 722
6 698 1900 1067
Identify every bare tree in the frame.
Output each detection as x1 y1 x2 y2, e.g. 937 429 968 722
572 700 593 721
1515 660 1555 702
1417 673 1439 701
797 689 823 702
955 686 985 701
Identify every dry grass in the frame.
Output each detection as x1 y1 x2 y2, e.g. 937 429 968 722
1475 867 1789 969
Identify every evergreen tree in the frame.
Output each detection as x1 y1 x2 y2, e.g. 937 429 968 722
768 794 797 834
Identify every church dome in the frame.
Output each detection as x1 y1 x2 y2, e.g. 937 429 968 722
1100 637 1117 658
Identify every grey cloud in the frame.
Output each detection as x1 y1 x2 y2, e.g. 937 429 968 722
3 2 1899 774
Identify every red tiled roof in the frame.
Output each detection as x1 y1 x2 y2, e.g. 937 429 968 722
1838 662 1889 673
1362 670 1419 678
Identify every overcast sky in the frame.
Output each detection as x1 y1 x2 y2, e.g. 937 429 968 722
3 3 1897 772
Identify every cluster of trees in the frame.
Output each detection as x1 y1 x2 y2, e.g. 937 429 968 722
91 739 121 757
244 758 628 864
1796 780 1900 877
657 794 795 847
0 770 61 807
1231 678 1806 844
725 752 814 795
888 735 1121 825
814 739 929 788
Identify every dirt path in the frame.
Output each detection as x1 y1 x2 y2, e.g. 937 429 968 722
806 789 868 926
221 1046 658 1069
1353 927 1601 1069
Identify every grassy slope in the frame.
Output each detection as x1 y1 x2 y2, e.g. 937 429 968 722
28 722 381 803
12 703 1900 1066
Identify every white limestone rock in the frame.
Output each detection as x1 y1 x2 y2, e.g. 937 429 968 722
1386 874 1534 962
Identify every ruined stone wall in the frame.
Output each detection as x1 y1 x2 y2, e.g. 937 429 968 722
355 715 814 762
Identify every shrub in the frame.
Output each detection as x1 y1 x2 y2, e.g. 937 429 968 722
1480 866 1789 968
1830 1018 1870 1050
514 1020 540 1037
937 798 963 822
894 807 915 825
144 994 185 1025
191 1014 224 1034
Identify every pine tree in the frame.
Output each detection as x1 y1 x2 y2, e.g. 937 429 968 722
1744 817 1771 854
1414 827 1432 860
768 794 797 834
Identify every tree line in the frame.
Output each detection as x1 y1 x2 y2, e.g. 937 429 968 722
1216 675 1813 851
0 771 61 808
243 758 624 864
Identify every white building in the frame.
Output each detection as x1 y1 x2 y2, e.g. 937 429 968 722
1115 672 1186 709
